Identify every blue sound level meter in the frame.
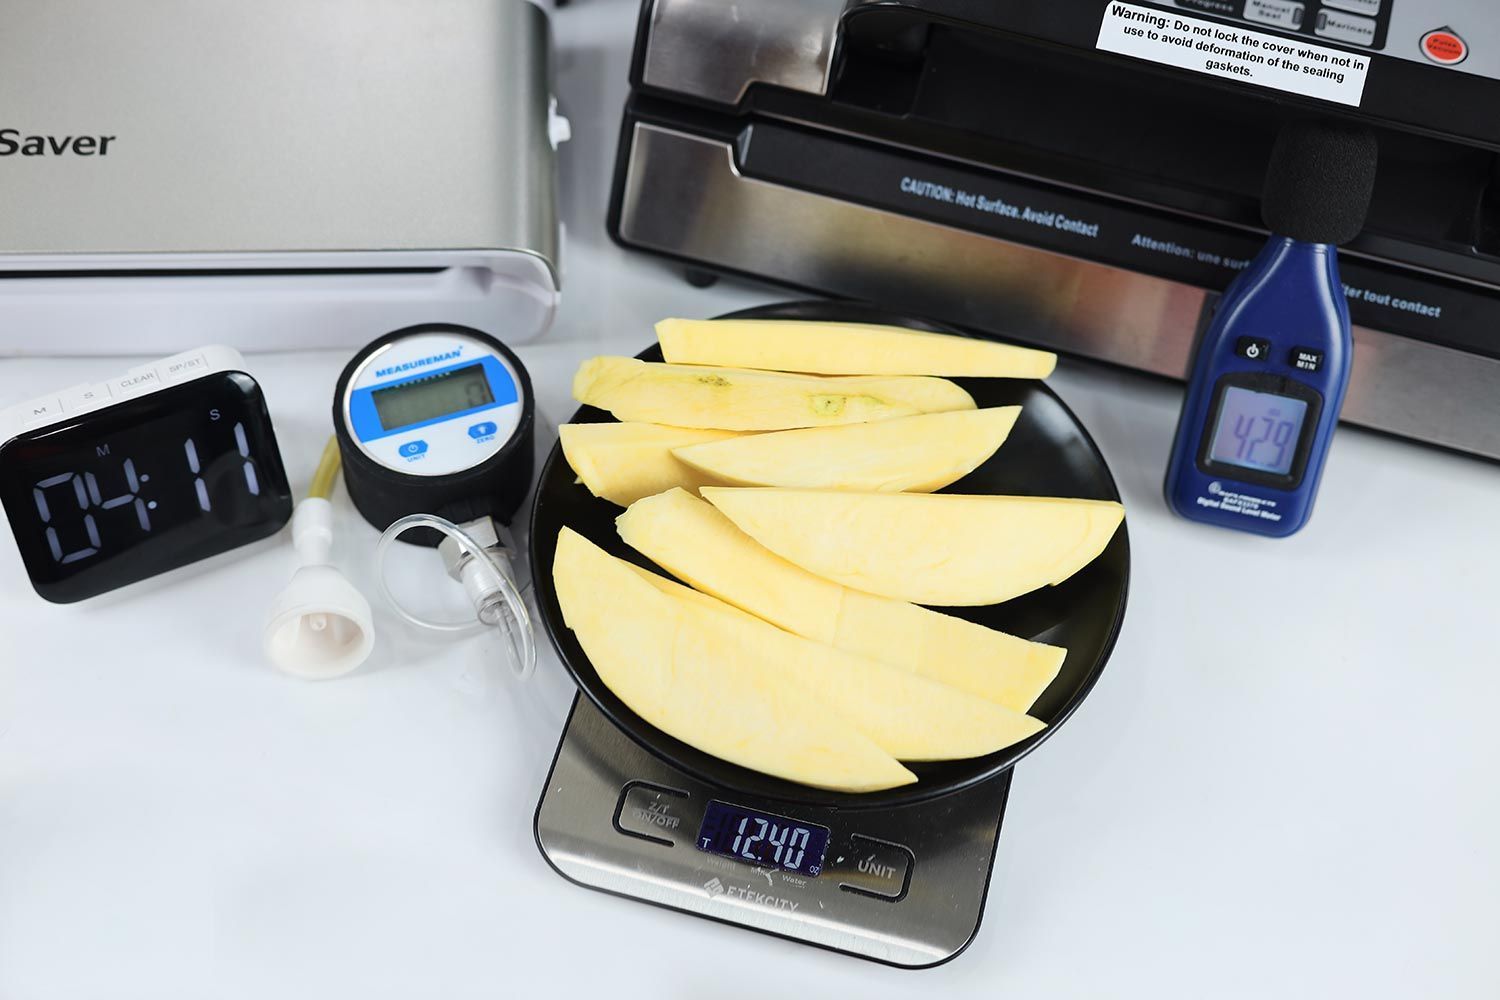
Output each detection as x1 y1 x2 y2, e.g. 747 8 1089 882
1165 239 1351 537
1165 121 1375 538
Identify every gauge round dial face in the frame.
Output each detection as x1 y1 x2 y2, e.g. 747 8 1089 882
0 372 292 603
340 332 528 479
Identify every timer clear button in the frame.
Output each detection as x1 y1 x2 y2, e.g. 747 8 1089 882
614 781 689 846
834 835 913 902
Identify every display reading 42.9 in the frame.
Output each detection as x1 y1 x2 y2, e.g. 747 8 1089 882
696 800 831 877
0 373 292 603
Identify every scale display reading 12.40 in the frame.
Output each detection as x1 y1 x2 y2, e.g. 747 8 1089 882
696 800 831 877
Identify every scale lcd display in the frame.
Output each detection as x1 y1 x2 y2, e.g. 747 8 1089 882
371 364 494 432
1208 386 1308 477
696 800 830 877
0 373 291 603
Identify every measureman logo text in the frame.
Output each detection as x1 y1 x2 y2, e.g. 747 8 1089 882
375 349 463 379
0 129 116 156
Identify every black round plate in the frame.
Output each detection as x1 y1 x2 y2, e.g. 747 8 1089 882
529 301 1130 810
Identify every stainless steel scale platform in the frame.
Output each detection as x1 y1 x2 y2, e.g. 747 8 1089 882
535 695 1013 968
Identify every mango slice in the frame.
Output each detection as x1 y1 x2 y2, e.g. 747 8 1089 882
702 487 1124 607
553 528 916 792
656 318 1057 378
572 356 974 431
627 562 1047 762
559 422 741 507
617 489 1064 711
673 407 1020 493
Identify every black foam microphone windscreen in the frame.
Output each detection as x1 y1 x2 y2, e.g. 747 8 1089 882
1260 121 1378 246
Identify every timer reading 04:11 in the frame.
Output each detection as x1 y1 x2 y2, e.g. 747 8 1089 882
696 800 831 877
0 372 292 603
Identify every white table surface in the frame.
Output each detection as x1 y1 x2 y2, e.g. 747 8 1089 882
3 3 1498 997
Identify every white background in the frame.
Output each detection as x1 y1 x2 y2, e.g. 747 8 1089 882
2 1 1498 997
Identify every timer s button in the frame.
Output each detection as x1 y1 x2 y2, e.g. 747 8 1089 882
1235 337 1271 362
835 835 914 902
613 781 690 847
60 382 113 414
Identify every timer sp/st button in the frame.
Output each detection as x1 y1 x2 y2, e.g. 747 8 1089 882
835 835 914 902
613 781 689 847
1235 337 1271 362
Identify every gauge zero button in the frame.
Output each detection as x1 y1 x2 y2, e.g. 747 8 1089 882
1290 348 1324 372
613 781 689 846
838 835 914 902
468 421 498 440
1235 338 1271 362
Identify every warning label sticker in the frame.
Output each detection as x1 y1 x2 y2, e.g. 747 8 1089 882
1096 3 1370 106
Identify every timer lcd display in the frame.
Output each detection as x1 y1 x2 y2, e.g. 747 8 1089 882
1208 386 1309 477
0 373 291 602
696 800 830 877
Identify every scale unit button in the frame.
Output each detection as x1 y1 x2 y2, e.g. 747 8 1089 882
836 835 914 902
613 781 689 846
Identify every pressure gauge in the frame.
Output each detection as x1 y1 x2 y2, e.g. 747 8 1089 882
333 324 535 543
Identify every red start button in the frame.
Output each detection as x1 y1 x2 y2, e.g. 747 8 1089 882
1421 27 1468 66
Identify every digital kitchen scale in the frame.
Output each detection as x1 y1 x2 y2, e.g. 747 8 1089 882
536 694 1012 967
528 302 1129 969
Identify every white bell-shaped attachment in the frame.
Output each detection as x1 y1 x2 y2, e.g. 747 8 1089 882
264 497 374 679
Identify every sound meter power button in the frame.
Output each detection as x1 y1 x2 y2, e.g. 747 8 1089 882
1421 28 1467 66
1235 337 1271 361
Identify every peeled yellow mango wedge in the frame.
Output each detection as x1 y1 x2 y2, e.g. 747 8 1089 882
559 422 742 506
553 528 916 792
702 487 1124 607
656 318 1057 378
617 489 1064 711
625 562 1047 762
673 407 1020 493
572 356 974 431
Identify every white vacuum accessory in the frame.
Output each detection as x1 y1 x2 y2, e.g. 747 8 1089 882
263 497 374 679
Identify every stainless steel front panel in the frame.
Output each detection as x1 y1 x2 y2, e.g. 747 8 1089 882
616 123 1500 460
640 0 845 104
535 697 1008 968
0 0 558 273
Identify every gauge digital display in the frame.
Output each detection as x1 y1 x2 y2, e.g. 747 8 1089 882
0 372 292 603
371 363 496 433
696 800 830 877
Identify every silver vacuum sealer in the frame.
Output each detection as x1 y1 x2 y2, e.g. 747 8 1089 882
609 0 1500 461
0 0 567 355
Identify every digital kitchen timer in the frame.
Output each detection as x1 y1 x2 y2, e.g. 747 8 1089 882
0 346 292 603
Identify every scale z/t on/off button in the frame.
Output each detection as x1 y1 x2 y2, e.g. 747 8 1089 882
613 781 689 846
836 835 914 902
